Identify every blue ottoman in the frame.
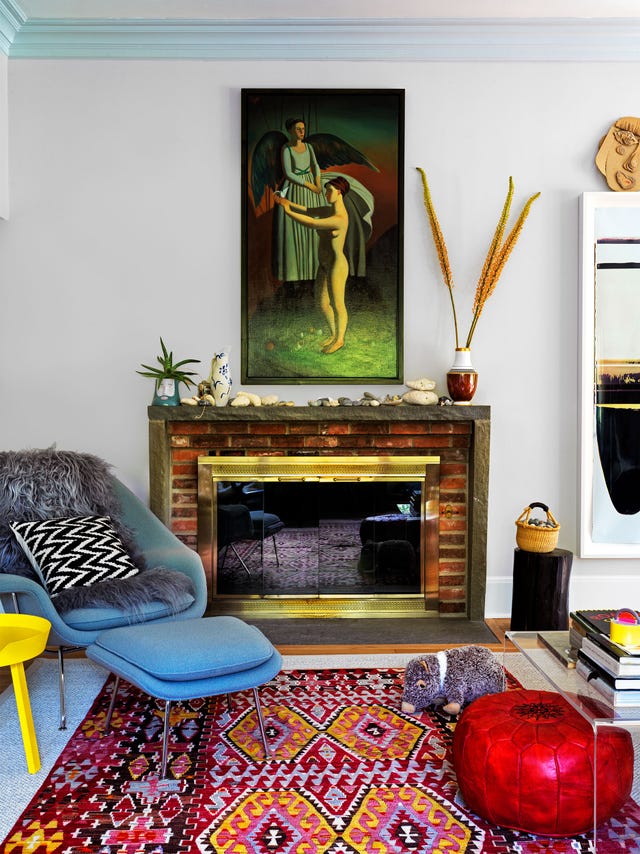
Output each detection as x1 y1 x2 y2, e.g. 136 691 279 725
86 616 282 778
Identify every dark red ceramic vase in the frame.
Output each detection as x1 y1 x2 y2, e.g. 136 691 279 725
446 348 478 403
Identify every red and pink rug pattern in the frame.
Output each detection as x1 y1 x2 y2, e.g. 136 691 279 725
4 667 640 853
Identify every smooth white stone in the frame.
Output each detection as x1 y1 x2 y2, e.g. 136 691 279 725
402 390 439 405
406 377 436 391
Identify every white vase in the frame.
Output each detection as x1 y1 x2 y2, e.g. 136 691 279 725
210 346 232 406
449 348 474 371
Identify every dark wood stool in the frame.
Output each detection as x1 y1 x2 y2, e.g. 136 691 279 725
510 547 573 631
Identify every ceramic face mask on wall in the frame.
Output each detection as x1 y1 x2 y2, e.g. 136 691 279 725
596 117 640 192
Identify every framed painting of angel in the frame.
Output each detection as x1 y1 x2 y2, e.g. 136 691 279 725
241 88 404 384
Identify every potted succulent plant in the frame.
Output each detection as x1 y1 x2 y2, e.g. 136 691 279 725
137 337 201 405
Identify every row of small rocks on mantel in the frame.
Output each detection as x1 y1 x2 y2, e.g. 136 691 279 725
181 378 453 408
308 377 447 407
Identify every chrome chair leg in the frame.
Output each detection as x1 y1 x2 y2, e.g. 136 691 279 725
253 686 271 759
161 699 172 779
103 682 172 779
104 675 120 731
57 648 67 730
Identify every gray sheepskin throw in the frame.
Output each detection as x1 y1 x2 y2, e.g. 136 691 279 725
52 566 195 615
0 448 194 613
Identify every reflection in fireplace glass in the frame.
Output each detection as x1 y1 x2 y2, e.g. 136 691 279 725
216 480 428 597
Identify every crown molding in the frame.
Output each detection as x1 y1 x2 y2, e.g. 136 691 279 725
1 15 640 61
0 0 26 54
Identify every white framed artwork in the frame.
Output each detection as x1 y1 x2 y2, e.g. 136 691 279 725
580 191 640 557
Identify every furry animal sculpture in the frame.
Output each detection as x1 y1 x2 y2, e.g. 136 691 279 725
401 645 505 716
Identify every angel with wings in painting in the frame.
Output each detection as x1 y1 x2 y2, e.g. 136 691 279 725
250 115 377 287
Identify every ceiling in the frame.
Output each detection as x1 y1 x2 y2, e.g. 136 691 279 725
1 0 640 60
13 1 640 20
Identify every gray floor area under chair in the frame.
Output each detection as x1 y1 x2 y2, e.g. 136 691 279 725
243 617 498 647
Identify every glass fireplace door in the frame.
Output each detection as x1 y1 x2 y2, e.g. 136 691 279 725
198 454 440 614
214 478 429 598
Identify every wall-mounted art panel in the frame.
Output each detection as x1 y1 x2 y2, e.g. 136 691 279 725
241 88 404 384
580 192 640 556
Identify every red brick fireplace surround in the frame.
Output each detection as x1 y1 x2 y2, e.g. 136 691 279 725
148 405 490 621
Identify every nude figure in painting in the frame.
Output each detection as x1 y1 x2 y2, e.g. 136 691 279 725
275 176 351 354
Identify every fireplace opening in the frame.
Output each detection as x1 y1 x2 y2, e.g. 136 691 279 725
198 455 440 618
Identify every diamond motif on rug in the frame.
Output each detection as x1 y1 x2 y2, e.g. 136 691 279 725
326 704 423 760
206 785 475 853
343 785 475 852
228 705 318 761
3 667 640 853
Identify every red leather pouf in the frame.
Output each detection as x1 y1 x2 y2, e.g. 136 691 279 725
452 688 633 837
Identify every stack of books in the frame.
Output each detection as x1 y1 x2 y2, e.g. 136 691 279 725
570 609 640 707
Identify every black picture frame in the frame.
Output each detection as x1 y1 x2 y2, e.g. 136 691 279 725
241 88 404 384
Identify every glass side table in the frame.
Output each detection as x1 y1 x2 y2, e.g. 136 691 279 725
506 630 640 851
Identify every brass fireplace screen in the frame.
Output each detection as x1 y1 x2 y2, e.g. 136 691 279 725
197 455 440 617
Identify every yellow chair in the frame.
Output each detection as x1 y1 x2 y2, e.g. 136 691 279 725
0 614 51 773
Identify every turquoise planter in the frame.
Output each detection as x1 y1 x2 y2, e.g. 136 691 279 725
152 378 181 406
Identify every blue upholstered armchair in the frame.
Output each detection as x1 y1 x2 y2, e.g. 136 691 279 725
0 456 207 728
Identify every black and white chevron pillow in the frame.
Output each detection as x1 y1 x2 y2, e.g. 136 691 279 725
10 516 140 599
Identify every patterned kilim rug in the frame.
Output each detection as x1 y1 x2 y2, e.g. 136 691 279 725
3 665 640 853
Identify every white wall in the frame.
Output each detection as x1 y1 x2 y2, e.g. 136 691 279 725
0 52 8 219
0 57 637 616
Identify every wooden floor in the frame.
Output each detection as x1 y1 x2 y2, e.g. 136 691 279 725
0 619 511 695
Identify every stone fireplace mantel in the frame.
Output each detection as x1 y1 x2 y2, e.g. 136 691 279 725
148 404 490 620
